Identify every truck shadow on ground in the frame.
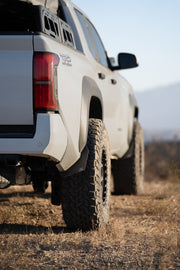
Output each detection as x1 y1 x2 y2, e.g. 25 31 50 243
0 191 51 199
0 223 69 234
0 189 70 234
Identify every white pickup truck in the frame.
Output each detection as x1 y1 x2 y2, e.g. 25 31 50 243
0 0 144 231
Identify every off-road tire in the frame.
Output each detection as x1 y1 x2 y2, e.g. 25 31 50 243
112 121 144 195
61 119 111 231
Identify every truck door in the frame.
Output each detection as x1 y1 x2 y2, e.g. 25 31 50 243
75 11 131 156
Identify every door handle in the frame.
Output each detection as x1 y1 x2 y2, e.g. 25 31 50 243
111 79 117 85
98 73 106 80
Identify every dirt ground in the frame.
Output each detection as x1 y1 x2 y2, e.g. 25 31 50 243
0 180 180 270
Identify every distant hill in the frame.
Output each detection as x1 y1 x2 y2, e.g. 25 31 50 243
135 83 180 141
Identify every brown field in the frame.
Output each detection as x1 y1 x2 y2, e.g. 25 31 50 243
0 141 180 269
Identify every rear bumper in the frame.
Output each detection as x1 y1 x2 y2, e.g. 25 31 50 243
0 113 67 162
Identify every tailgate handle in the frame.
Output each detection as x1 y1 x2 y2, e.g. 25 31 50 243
98 73 106 80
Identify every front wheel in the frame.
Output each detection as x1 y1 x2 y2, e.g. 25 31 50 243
112 121 144 195
61 119 111 231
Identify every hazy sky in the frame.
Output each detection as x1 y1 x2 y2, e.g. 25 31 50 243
72 0 180 91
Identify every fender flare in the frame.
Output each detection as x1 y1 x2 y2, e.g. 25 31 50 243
79 76 103 152
128 93 139 144
129 93 139 118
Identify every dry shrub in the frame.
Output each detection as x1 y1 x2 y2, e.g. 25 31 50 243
145 140 180 181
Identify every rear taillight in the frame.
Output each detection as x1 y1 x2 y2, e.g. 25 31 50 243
34 53 59 111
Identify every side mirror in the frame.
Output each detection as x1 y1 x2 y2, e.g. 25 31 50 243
118 53 138 69
109 53 138 70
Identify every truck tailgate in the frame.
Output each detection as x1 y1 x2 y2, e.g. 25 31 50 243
0 35 34 126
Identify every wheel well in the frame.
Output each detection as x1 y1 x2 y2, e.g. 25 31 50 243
89 97 103 120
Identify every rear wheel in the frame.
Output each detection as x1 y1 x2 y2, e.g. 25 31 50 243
112 121 144 195
61 119 111 231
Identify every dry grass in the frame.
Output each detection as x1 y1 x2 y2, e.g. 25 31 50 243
145 140 180 181
0 141 180 269
0 181 180 269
